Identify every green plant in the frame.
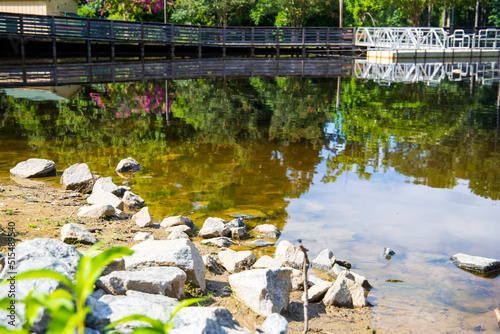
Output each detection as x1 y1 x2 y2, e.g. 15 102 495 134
106 297 206 334
0 243 133 334
28 224 38 229
4 209 15 215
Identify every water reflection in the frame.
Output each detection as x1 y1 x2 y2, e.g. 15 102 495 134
1 64 500 333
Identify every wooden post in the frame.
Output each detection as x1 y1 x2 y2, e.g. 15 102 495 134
276 27 280 57
51 16 56 64
223 26 226 57
140 21 145 60
326 27 330 55
302 28 305 57
198 25 202 58
110 20 115 62
170 23 175 58
251 27 255 56
86 18 91 63
19 16 25 66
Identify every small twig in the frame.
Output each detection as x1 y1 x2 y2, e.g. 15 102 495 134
298 240 310 334
495 308 500 329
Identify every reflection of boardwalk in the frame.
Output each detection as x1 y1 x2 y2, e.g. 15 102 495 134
0 57 353 87
0 12 356 61
354 59 499 84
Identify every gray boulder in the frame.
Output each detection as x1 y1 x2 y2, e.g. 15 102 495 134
87 190 124 210
261 313 289 334
199 217 230 239
77 204 115 218
92 177 121 197
228 268 292 317
251 224 281 239
327 263 348 279
10 158 56 178
61 163 95 193
160 215 195 229
169 307 252 334
125 239 206 292
132 207 153 228
122 191 145 209
125 290 179 307
323 271 367 308
243 239 275 248
115 157 142 173
60 223 97 245
230 227 250 240
86 294 171 331
202 255 225 275
117 186 131 197
218 249 256 272
311 249 336 271
450 253 500 273
114 209 132 220
96 267 186 299
226 218 245 229
201 237 234 248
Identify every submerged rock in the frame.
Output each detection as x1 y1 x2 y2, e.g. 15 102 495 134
115 157 142 173
450 253 500 273
384 247 396 260
10 158 56 178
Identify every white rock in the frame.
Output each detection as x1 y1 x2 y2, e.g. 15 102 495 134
450 253 500 273
327 263 347 279
230 227 250 240
201 237 233 248
133 232 155 241
10 158 56 178
167 230 190 240
122 191 145 209
125 239 206 292
251 224 281 238
92 177 121 196
312 249 336 271
228 268 292 317
87 190 124 210
253 255 282 269
96 267 186 299
60 223 97 245
275 240 304 269
304 281 333 303
169 307 252 334
199 217 230 239
61 163 95 194
125 290 178 307
384 247 396 259
218 249 256 272
132 207 153 228
261 313 289 334
115 157 142 173
226 218 245 228
165 225 192 237
114 209 131 220
323 271 367 308
77 204 115 218
160 215 195 229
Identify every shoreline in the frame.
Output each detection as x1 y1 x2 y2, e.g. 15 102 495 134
0 179 401 334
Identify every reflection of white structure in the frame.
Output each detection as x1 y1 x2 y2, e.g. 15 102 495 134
354 59 500 85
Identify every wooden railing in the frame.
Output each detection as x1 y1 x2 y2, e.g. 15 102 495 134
0 57 353 87
0 12 355 48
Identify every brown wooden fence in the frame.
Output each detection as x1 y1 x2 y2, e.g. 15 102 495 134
0 12 355 48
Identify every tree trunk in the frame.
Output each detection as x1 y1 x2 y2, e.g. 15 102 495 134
441 8 446 27
428 5 431 27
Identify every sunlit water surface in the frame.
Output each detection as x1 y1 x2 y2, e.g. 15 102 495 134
1 77 500 333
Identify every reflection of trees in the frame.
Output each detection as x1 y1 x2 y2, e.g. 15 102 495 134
0 79 330 222
324 78 500 200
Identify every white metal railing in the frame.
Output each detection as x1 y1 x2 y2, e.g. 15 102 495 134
356 27 500 51
354 59 499 85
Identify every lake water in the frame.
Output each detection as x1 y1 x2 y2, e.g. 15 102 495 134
1 59 500 333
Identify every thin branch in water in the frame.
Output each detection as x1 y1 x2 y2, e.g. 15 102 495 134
298 240 310 334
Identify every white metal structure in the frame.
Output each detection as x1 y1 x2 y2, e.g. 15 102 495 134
354 59 500 85
356 27 500 50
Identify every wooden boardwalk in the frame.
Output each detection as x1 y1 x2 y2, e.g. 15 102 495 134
0 12 356 61
0 57 353 87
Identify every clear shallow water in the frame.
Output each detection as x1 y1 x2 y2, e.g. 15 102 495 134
1 76 500 333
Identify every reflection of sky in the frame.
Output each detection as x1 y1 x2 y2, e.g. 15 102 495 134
280 147 500 333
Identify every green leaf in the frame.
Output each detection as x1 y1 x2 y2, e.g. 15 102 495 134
105 314 164 332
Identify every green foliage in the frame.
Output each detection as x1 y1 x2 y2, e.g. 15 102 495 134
4 209 15 215
0 243 133 334
27 224 38 228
